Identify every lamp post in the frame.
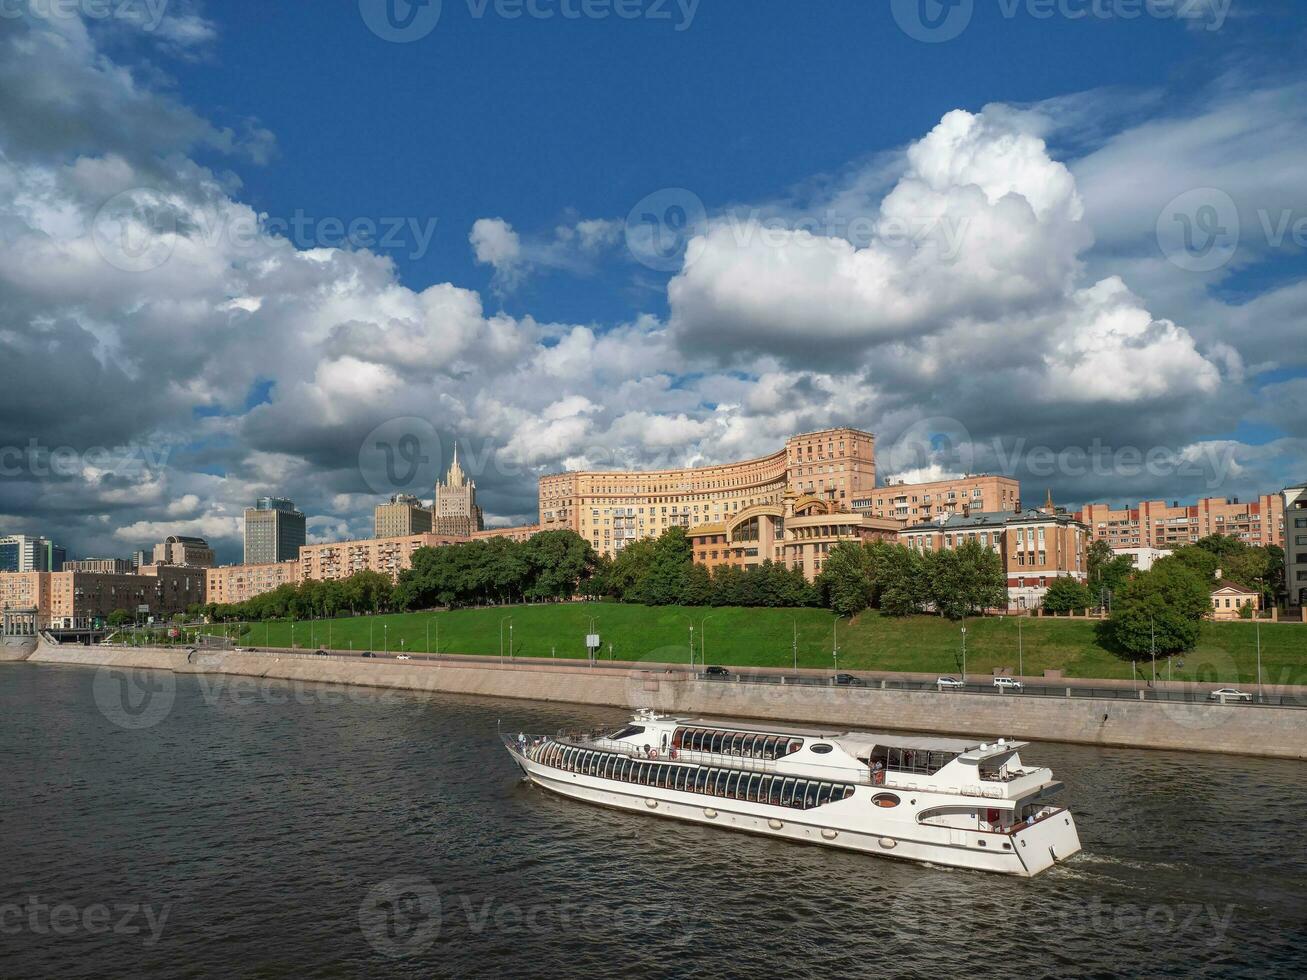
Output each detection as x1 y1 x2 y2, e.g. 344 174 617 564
1149 614 1157 686
832 619 840 678
960 625 967 683
688 621 695 668
792 618 798 672
509 620 514 660
370 619 374 652
1017 616 1023 681
700 615 713 666
291 620 295 650
384 623 389 654
1256 620 1264 704
499 616 512 663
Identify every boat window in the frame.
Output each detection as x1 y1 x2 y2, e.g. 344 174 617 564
672 768 686 791
872 793 901 808
608 725 646 741
741 734 756 757
745 774 760 801
767 778 783 806
780 778 796 807
672 728 684 750
816 783 833 806
810 744 833 755
705 731 720 754
690 729 705 751
788 740 803 756
843 785 855 800
693 769 707 791
724 772 740 798
620 759 632 781
805 782 821 809
660 766 674 788
727 733 743 755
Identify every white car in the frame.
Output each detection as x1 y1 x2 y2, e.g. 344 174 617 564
935 676 965 690
1209 688 1251 702
395 654 411 660
993 676 1024 691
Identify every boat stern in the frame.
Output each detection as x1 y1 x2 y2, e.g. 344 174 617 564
1010 809 1082 876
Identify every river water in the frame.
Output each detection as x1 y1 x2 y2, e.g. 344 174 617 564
1 663 1304 978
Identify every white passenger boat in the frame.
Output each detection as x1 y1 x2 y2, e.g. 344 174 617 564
504 709 1081 876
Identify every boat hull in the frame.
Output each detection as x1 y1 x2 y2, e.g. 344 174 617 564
511 745 1080 877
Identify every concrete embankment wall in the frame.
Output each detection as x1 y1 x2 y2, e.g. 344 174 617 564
22 642 1307 760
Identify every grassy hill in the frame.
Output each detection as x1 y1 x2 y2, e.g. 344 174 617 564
202 603 1307 685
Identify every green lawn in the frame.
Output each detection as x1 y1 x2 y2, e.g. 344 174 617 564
201 603 1307 685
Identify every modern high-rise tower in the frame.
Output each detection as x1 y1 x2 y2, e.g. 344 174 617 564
243 497 307 565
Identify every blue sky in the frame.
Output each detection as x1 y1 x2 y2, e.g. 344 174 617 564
0 0 1303 562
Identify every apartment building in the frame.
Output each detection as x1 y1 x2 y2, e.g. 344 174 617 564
374 493 433 538
297 532 466 583
1285 484 1307 607
540 428 877 558
0 565 207 629
152 535 215 568
852 475 1020 524
900 507 1088 610
205 560 302 606
1075 495 1284 550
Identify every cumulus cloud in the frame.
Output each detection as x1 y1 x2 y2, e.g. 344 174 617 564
0 6 1298 564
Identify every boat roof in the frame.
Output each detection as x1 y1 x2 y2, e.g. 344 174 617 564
651 713 1018 755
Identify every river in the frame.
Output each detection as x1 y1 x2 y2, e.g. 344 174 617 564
1 664 1303 978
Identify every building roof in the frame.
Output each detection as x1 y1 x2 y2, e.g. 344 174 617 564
902 508 1083 533
687 522 727 537
1211 582 1259 595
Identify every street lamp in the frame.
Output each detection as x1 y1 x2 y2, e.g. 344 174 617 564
688 621 695 668
1256 620 1264 704
384 623 389 654
792 618 798 672
1149 614 1157 685
700 615 713 665
499 616 512 662
960 625 967 682
1017 616 1023 680
832 618 840 678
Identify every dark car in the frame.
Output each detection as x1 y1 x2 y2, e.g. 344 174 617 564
704 665 730 677
314 649 328 657
360 651 375 658
834 673 865 686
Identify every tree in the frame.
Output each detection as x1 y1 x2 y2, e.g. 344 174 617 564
1195 533 1246 560
868 543 928 617
925 539 1007 620
1169 545 1220 584
1086 539 1136 606
680 562 713 606
1041 576 1093 614
107 608 133 627
1109 559 1211 657
816 543 875 617
626 528 691 605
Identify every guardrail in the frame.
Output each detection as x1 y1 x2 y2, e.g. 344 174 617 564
688 671 1307 709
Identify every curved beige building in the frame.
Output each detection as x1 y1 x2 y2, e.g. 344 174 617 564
539 428 877 559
